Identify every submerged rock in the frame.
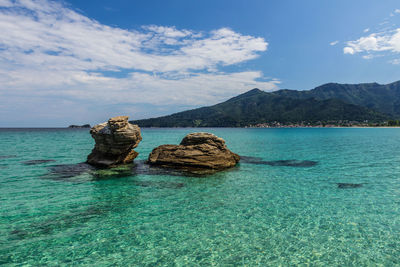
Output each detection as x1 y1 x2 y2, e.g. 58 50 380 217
41 160 209 182
87 116 142 167
22 159 56 165
44 163 96 180
92 164 134 179
240 156 318 167
337 183 363 189
148 132 240 173
43 163 136 181
239 155 264 164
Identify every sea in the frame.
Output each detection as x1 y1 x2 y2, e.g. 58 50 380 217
0 128 399 266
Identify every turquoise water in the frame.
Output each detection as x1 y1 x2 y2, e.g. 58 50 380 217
1 128 400 266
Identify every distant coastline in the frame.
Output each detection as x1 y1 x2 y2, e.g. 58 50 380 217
1 125 400 130
137 126 400 129
246 121 400 128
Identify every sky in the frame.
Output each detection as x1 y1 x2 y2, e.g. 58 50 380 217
1 0 400 127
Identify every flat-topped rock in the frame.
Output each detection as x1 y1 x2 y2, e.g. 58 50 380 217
87 116 142 167
148 132 240 172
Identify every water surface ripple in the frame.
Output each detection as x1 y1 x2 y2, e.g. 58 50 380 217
1 128 399 266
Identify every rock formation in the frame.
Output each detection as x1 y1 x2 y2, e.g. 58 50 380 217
148 132 240 173
87 116 142 167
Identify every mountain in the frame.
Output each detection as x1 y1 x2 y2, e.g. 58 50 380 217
275 81 400 116
132 85 390 127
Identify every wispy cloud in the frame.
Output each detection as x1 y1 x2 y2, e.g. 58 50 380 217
343 11 400 64
330 40 339 46
0 0 279 124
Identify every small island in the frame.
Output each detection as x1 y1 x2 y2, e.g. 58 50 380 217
68 124 91 128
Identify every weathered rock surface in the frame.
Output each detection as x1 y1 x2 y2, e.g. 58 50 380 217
87 116 142 167
148 132 240 172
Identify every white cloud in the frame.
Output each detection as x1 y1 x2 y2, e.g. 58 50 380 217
343 47 355 54
362 54 374 59
330 40 338 46
0 68 280 105
343 29 400 59
344 9 400 62
0 0 268 73
143 25 192 38
0 0 12 7
0 0 278 124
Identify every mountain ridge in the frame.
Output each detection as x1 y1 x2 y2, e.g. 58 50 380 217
131 80 398 127
274 81 400 116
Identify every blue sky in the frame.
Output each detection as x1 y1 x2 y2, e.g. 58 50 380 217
1 0 400 126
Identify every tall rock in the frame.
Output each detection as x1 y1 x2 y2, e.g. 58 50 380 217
87 116 142 167
148 132 240 172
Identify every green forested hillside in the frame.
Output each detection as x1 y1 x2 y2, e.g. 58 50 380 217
275 81 400 116
132 86 389 127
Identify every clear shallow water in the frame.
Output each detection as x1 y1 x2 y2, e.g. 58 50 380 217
0 128 400 266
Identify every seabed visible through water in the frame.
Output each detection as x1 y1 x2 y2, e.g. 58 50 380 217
0 127 399 265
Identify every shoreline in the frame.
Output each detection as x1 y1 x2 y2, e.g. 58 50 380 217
245 126 400 129
2 126 400 129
